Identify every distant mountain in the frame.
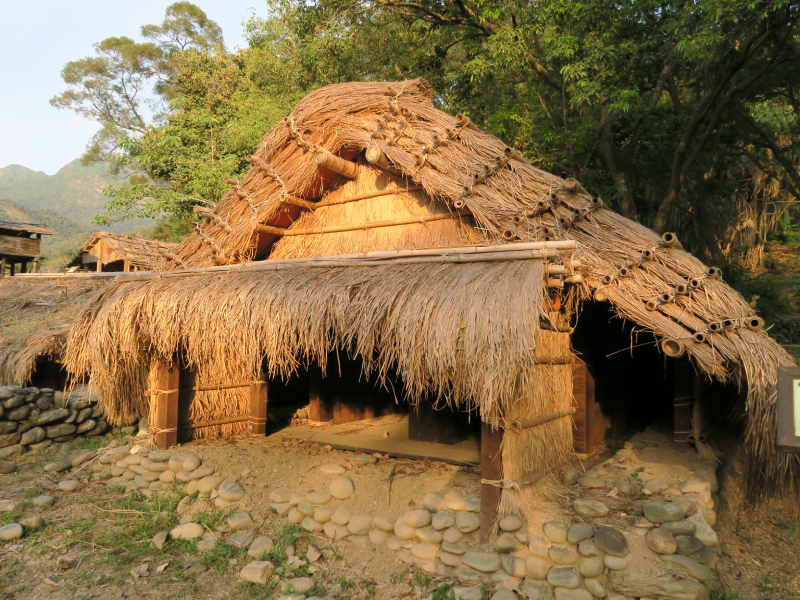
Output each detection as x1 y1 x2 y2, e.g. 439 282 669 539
0 199 93 269
0 159 152 234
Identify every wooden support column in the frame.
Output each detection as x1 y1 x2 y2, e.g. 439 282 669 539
480 421 503 542
123 260 131 272
9 263 15 277
0 257 5 278
572 362 604 457
673 356 693 452
20 261 27 274
249 378 268 435
154 359 179 449
32 256 40 273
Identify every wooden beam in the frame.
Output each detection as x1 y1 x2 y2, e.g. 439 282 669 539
249 379 268 435
480 421 503 542
154 358 179 449
572 362 605 457
314 149 358 178
315 185 424 208
1 257 6 278
9 262 15 277
123 260 131 272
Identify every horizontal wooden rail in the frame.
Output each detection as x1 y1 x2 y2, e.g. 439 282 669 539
314 150 358 178
145 381 266 396
532 356 575 364
510 407 576 431
315 185 424 208
257 209 471 237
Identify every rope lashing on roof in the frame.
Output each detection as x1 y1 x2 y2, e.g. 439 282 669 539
192 205 232 233
189 222 226 260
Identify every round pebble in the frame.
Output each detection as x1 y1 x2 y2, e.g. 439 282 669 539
314 507 333 524
543 521 569 544
0 523 24 540
331 507 352 526
422 492 444 512
574 498 609 518
306 490 332 505
219 481 246 502
320 464 345 475
404 509 432 528
347 515 373 535
369 529 391 545
455 512 479 533
171 523 203 540
373 514 395 532
416 526 443 544
461 552 501 573
498 515 523 532
329 477 354 500
443 528 463 543
183 455 201 472
432 510 455 531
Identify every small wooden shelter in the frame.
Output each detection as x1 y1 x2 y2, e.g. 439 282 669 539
47 79 796 516
67 232 178 272
0 220 55 276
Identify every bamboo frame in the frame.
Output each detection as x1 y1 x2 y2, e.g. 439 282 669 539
315 185 424 208
314 149 358 178
510 407 576 431
257 209 472 237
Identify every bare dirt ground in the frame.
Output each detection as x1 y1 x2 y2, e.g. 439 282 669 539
1 426 799 600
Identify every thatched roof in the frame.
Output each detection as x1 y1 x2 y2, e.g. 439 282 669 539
64 79 795 502
0 221 56 236
0 276 113 386
68 232 177 271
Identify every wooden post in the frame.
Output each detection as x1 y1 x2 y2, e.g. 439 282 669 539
20 261 27 274
673 356 693 452
124 260 131 272
154 358 179 449
249 378 268 435
9 263 15 277
572 362 604 457
32 256 40 273
0 257 5 278
480 421 503 542
96 238 103 272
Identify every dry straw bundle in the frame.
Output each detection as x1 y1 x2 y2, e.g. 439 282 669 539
66 78 795 504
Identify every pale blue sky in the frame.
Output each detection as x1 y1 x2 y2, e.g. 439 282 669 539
0 0 264 174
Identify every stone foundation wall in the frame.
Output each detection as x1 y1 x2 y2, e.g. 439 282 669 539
0 385 109 459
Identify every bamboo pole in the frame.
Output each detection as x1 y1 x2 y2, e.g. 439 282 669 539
314 149 358 178
365 146 396 171
257 209 472 237
315 185 424 208
531 356 575 365
509 407 576 431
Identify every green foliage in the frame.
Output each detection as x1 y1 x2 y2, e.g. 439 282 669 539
710 589 742 600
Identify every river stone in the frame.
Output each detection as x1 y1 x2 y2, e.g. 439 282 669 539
286 577 315 593
404 509 432 528
347 454 377 464
520 581 551 600
579 476 605 488
440 551 462 567
301 517 324 533
454 511 478 533
0 422 17 435
6 405 30 421
543 521 569 544
2 395 24 409
432 510 455 530
0 444 25 459
491 591 518 600
674 535 704 556
129 464 146 475
646 528 676 554
643 478 670 493
306 490 332 505
296 501 315 517
494 532 518 553
188 467 215 480
248 536 274 558
148 450 174 461
369 529 391 545
394 519 417 540
584 577 607 598
594 526 628 557
0 499 17 512
271 502 292 516
229 530 255 548
370 514 394 532
76 419 96 434
499 515 523 532
314 507 333 523
686 514 717 546
134 475 151 489
329 476 354 499
462 552 502 573
547 566 581 589
33 495 54 507
386 536 402 551
446 495 468 511
323 521 349 539
411 543 439 561
198 475 223 494
269 489 289 503
45 423 75 439
331 506 352 526
0 432 21 448
219 481 246 502
182 455 201 472
574 498 609 518
603 552 633 570
348 514 373 535
58 480 80 492
417 526 444 544
240 560 273 584
579 556 604 578
678 480 709 494
171 523 203 540
20 515 45 529
660 554 713 582
168 455 188 472
549 544 579 565
662 520 697 536
444 528 464 543
578 539 603 558
0 523 24 540
229 511 255 531
320 464 345 475
422 492 445 512
30 439 52 451
0 460 16 474
75 407 92 423
643 500 685 524
442 541 467 555
466 497 481 512
561 468 581 486
568 522 594 544
524 555 551 579
688 544 715 564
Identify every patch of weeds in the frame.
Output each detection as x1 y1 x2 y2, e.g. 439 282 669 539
629 467 645 493
0 508 25 527
711 589 742 600
199 540 245 572
70 436 119 451
193 507 231 531
337 575 357 591
24 488 42 497
774 520 796 531
412 572 432 588
432 584 457 600
760 577 775 593
390 567 410 584
239 580 278 599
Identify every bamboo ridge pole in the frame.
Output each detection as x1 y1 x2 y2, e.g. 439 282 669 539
314 149 358 178
510 407 576 431
531 356 575 364
256 209 472 237
315 185 424 207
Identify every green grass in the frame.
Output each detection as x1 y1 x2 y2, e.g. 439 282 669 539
711 588 742 600
70 436 120 451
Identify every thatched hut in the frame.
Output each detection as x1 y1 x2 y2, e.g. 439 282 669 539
59 79 795 517
66 232 178 272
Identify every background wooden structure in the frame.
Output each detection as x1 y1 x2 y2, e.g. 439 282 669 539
0 221 55 276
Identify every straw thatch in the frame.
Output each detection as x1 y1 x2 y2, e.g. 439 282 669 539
65 78 795 504
0 276 113 386
68 232 177 272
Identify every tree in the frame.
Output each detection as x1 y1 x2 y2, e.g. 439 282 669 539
50 2 225 165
